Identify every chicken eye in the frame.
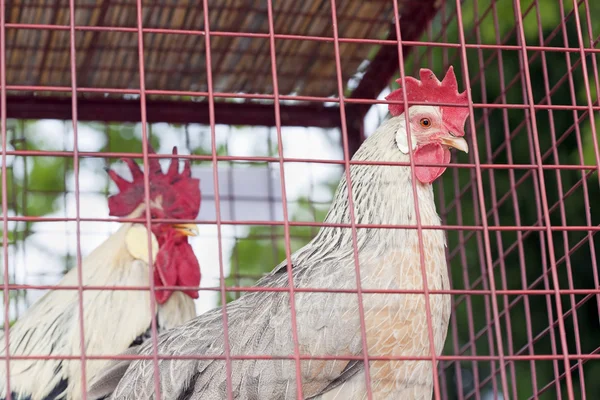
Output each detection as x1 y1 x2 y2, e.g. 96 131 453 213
419 118 431 128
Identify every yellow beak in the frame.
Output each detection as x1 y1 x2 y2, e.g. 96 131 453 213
441 136 469 153
172 223 199 237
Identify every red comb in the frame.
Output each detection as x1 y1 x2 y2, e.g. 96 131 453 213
107 145 200 220
385 66 470 134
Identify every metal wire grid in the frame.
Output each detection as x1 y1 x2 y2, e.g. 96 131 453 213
0 0 599 399
3 120 312 313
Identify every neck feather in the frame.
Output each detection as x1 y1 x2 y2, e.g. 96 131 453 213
310 117 441 250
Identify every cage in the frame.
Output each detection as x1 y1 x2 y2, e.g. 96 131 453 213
0 0 599 399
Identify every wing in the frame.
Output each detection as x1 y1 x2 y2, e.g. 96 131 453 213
89 251 366 400
87 346 143 400
306 361 362 399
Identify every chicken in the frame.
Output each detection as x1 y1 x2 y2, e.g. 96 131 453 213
0 146 202 400
88 66 470 400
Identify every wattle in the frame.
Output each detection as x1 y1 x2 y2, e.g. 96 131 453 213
154 233 201 304
413 143 451 184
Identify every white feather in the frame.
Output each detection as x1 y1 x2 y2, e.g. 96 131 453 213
0 223 197 400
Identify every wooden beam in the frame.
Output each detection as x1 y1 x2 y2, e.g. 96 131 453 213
5 96 342 128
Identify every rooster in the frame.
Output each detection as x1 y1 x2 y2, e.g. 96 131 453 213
89 67 470 400
0 146 202 400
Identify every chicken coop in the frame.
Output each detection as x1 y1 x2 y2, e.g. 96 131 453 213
0 0 599 399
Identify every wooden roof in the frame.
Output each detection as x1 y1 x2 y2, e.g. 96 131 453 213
5 0 427 99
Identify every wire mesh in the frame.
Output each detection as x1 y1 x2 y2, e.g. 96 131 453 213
0 0 598 399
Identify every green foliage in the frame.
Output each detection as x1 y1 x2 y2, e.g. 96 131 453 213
191 143 228 157
2 121 67 241
225 197 329 303
106 124 160 154
431 1 600 398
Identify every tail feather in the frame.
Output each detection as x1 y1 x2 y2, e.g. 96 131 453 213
87 346 141 400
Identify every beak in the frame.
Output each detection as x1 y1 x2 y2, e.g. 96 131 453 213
440 135 469 154
172 223 199 237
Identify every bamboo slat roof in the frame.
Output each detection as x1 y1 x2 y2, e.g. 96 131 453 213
5 0 415 100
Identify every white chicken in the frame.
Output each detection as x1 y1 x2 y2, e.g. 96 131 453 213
0 146 202 400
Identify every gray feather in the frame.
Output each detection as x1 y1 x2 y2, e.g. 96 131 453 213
87 346 142 399
306 361 362 399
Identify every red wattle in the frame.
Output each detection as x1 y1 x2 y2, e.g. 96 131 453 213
175 241 201 300
153 230 201 304
413 143 451 184
154 242 177 304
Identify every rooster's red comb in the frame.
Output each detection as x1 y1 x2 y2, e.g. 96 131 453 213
385 66 470 133
107 145 200 220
